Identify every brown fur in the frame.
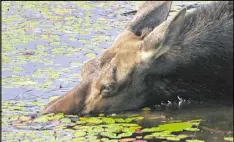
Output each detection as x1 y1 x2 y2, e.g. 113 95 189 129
41 1 233 115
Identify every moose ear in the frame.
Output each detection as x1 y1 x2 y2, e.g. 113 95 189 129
125 1 172 38
141 8 186 61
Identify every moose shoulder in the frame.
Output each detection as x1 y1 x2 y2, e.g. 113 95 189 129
42 1 233 115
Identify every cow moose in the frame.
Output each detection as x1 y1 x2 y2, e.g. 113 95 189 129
41 1 233 115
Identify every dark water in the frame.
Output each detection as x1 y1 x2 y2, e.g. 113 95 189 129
2 1 233 142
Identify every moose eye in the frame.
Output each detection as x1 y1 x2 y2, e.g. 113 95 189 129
102 84 114 93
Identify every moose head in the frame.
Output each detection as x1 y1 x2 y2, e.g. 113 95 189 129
41 1 188 115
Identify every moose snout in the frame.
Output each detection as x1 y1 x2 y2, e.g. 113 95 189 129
41 80 91 115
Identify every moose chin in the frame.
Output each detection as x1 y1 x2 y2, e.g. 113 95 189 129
41 1 233 116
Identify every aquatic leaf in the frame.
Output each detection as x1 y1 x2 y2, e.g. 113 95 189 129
178 134 189 139
144 135 154 140
188 119 202 126
122 127 137 133
86 117 103 124
33 114 51 123
189 119 202 123
186 140 205 142
79 117 89 121
151 131 172 137
60 118 72 123
136 136 143 139
90 126 104 133
102 117 115 124
70 61 83 67
72 137 86 142
114 118 125 123
54 8 72 14
52 113 64 120
98 113 105 117
100 131 116 138
43 60 54 65
125 118 134 123
49 96 60 101
184 127 200 132
73 125 89 131
12 105 25 111
117 131 133 138
10 115 19 121
158 122 193 132
74 130 86 137
224 137 233 141
19 116 32 122
75 121 87 125
166 136 180 141
105 124 123 133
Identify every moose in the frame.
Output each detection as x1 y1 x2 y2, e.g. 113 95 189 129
42 1 233 115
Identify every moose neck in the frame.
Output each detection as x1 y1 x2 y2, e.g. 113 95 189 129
143 2 233 105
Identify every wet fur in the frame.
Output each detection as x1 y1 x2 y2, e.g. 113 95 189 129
144 1 233 105
42 1 233 115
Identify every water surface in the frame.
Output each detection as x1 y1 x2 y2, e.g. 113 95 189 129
2 1 232 142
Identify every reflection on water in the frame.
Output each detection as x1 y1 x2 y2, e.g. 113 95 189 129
137 105 233 142
3 101 232 141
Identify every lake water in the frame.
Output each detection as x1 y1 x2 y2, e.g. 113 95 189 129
2 1 233 142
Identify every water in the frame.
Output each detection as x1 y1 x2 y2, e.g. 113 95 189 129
2 1 232 142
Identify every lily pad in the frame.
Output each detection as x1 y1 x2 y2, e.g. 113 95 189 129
60 118 72 123
74 130 86 137
186 140 205 142
102 117 115 124
224 137 233 141
49 96 60 101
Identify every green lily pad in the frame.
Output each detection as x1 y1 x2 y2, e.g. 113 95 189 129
144 135 154 140
89 126 104 133
166 136 181 141
74 130 86 137
53 113 64 120
85 117 103 124
184 127 200 132
49 96 60 101
178 134 189 139
125 118 134 123
224 137 233 141
60 118 72 123
33 114 52 123
72 137 86 142
75 121 87 125
158 122 193 132
102 117 115 124
86 53 96 58
114 118 125 123
117 131 133 138
186 140 205 142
